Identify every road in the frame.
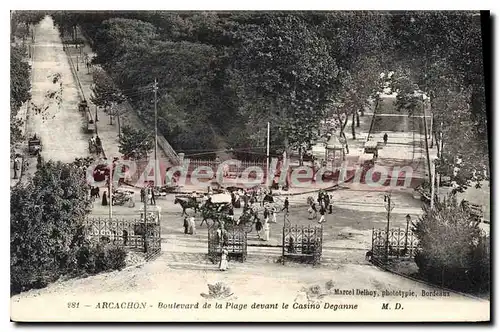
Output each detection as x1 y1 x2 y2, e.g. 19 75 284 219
25 16 90 176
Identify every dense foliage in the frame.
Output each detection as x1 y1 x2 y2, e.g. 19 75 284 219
50 11 393 160
118 125 154 159
10 44 31 146
48 11 488 189
389 12 489 191
10 160 126 295
413 195 490 293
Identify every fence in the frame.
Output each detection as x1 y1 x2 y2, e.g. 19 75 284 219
282 224 323 265
371 228 418 263
207 222 251 263
83 216 161 260
187 159 267 178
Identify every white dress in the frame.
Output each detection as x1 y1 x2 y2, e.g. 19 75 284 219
263 222 270 241
219 249 229 271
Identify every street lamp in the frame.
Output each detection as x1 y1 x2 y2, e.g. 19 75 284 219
384 193 395 262
404 214 411 254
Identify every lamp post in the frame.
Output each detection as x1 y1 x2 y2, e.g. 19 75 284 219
404 214 411 254
384 193 395 262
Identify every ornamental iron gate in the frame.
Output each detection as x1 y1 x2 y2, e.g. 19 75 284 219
83 216 161 261
207 221 252 263
282 224 323 265
371 228 418 263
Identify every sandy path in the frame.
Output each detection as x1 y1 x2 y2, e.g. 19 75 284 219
26 16 89 173
11 258 488 322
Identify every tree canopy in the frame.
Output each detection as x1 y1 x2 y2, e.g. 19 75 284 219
11 160 93 293
47 10 488 191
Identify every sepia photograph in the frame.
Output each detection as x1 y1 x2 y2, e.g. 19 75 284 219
9 9 491 322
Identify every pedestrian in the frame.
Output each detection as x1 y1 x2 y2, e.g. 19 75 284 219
13 156 20 179
147 188 152 205
140 187 145 203
263 207 269 224
383 133 388 145
271 207 277 223
281 197 289 213
219 246 229 271
96 135 101 148
102 190 108 206
263 220 270 241
318 205 326 224
311 202 317 219
328 195 333 214
183 216 189 234
188 215 196 235
150 187 156 205
255 218 263 239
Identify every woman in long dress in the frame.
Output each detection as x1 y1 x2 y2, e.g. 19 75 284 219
255 218 263 239
219 247 229 271
188 216 196 235
263 221 270 241
102 191 108 206
271 207 277 223
183 217 189 234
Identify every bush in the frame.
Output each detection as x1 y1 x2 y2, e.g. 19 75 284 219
10 265 59 296
413 194 490 292
10 161 125 296
76 243 127 274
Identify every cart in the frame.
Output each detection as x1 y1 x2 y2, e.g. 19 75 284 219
28 136 42 155
363 141 379 155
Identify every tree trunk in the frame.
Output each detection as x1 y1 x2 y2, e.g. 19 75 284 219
117 114 121 136
351 113 356 140
284 136 290 163
108 107 113 125
341 131 349 155
356 111 360 127
299 146 303 166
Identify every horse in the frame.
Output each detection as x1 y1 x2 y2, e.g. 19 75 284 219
174 197 199 216
199 203 233 227
90 186 100 200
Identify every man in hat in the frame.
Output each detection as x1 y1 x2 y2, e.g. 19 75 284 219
13 156 20 179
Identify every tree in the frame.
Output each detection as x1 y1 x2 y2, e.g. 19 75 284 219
11 44 31 148
11 160 92 293
90 68 125 132
413 194 489 292
11 45 31 112
118 125 154 160
92 18 157 66
389 11 489 191
11 10 46 41
232 14 339 159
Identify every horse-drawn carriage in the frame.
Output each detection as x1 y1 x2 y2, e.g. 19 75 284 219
88 136 102 154
461 200 484 223
364 140 379 155
112 188 134 206
28 135 42 155
86 111 95 133
78 100 89 112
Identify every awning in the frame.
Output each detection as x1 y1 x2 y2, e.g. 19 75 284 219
210 193 232 204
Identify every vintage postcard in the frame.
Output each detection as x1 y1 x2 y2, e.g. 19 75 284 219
10 10 490 322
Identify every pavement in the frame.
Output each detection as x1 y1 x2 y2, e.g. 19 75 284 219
65 26 174 164
21 16 91 179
